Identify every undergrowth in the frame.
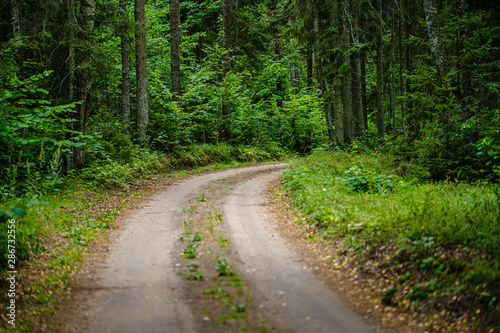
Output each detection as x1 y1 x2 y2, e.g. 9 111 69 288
0 143 286 332
283 149 500 330
79 143 286 189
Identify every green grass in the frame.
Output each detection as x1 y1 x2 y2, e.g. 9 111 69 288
284 150 500 250
283 150 500 320
0 143 288 332
78 143 288 190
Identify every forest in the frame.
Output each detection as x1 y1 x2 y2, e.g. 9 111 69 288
1 0 499 186
0 0 500 331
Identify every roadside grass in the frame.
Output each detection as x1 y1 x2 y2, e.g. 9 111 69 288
79 143 286 189
283 150 500 331
0 144 287 332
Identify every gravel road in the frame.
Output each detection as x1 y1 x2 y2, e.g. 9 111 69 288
65 164 378 333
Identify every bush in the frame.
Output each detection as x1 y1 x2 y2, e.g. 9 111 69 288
0 72 78 199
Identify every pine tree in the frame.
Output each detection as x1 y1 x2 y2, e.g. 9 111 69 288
135 0 149 146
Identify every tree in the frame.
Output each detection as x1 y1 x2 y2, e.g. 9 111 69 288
11 0 22 79
341 0 353 143
312 0 334 143
351 1 364 138
390 8 396 135
221 0 231 139
135 0 149 146
170 0 182 105
423 0 448 76
120 0 131 133
69 0 95 169
376 0 384 139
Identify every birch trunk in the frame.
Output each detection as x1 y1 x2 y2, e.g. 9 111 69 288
423 0 448 75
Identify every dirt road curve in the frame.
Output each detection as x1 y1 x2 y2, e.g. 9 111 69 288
66 164 378 333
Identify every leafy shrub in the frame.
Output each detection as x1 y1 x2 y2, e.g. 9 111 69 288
340 166 394 193
475 137 500 181
0 71 82 199
86 110 137 164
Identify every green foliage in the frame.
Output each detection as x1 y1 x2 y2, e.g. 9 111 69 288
340 166 394 193
86 110 137 164
187 272 204 280
183 244 197 259
381 287 397 305
283 151 500 306
187 261 200 271
389 4 500 183
475 137 500 181
398 272 412 284
0 71 80 199
215 260 234 276
0 207 30 269
407 278 442 302
284 151 500 249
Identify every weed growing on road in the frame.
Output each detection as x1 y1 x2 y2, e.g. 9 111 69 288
183 244 198 259
215 260 235 276
180 181 272 332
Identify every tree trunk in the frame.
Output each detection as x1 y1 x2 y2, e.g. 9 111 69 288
423 0 448 76
64 0 76 173
306 45 313 87
291 45 300 94
361 47 367 130
312 0 320 79
72 0 95 169
390 11 396 135
342 2 352 143
170 0 182 105
352 51 363 137
405 0 414 138
360 11 368 131
291 62 300 95
400 12 406 138
333 80 344 144
351 3 363 138
11 0 23 79
313 0 335 143
68 0 76 103
135 0 149 146
376 0 384 139
221 0 232 139
120 0 131 133
275 33 283 108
